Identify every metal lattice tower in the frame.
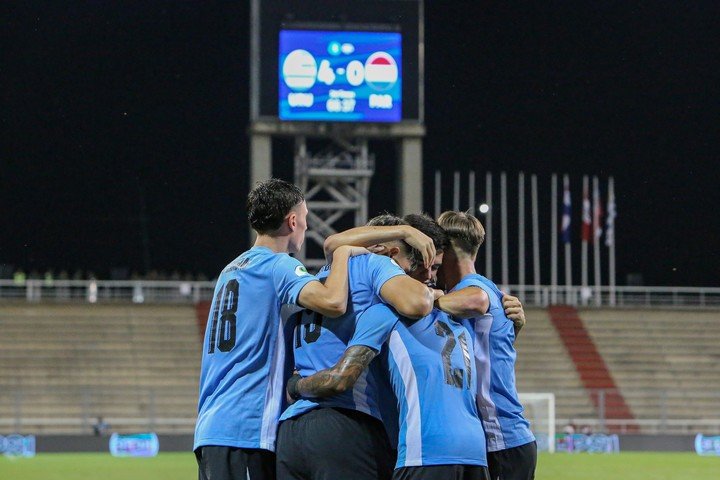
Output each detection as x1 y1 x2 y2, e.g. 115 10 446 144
294 136 374 269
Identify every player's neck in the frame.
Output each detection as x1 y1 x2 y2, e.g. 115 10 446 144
253 234 291 254
454 257 477 282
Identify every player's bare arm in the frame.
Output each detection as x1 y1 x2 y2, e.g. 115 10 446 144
288 345 377 398
435 286 490 319
379 275 434 319
323 224 435 269
298 245 368 318
502 293 526 337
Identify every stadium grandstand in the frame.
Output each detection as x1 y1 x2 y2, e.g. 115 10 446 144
1 279 718 439
3 1 719 479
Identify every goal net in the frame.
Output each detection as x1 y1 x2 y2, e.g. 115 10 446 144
519 392 556 453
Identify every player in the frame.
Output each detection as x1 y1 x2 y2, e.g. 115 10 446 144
287 214 494 479
194 178 368 480
276 215 439 480
436 210 536 480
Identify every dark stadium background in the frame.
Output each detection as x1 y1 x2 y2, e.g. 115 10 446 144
2 1 718 286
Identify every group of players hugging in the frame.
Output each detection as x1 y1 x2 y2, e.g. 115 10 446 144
193 179 537 480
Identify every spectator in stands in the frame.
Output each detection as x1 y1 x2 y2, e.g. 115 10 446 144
563 421 576 435
13 269 26 285
93 416 109 436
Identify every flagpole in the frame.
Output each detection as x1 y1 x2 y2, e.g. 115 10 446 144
518 172 525 300
551 174 558 304
469 171 476 215
563 175 572 304
581 175 589 306
485 172 493 280
593 176 602 306
453 171 460 211
531 174 541 305
434 170 441 219
501 172 509 289
607 177 616 305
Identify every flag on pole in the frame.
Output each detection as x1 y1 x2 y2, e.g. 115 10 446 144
561 176 571 244
593 177 603 241
582 178 592 243
605 178 616 247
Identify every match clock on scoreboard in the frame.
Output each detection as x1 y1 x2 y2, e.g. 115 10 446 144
279 29 402 122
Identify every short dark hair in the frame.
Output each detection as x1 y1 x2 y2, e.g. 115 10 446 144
366 213 406 227
247 179 304 234
366 214 422 270
403 213 449 253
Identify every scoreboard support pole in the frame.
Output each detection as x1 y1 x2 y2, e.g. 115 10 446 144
398 138 423 216
250 134 272 186
248 133 272 245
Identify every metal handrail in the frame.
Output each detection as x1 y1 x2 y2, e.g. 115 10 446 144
2 279 720 308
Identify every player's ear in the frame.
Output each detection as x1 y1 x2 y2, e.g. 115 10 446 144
387 246 400 258
286 211 298 232
368 244 389 255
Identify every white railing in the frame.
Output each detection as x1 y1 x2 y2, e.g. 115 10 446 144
2 385 718 435
550 388 720 435
0 279 215 304
0 386 196 435
2 280 719 308
502 284 720 308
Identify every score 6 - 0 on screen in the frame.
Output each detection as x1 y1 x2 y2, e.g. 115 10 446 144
279 30 402 122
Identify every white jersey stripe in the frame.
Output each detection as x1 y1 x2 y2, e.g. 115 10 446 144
473 312 506 451
260 310 287 451
352 370 371 415
389 330 423 466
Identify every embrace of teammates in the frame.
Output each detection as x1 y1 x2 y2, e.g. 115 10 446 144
194 178 537 480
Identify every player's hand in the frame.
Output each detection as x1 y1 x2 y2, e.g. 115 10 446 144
402 226 436 269
286 371 302 404
430 288 445 301
502 293 526 330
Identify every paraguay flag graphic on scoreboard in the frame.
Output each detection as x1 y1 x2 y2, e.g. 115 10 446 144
364 52 399 91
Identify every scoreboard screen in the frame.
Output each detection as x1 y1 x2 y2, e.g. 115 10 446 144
279 29 402 122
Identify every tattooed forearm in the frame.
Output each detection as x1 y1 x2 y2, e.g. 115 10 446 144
296 345 378 397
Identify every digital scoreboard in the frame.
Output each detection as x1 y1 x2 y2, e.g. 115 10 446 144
279 29 402 122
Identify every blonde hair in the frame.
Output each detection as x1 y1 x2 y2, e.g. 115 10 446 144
437 210 485 258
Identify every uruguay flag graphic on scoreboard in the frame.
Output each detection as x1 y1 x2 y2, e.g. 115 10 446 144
365 52 398 91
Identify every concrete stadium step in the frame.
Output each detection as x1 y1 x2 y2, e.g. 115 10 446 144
579 308 720 433
0 303 201 433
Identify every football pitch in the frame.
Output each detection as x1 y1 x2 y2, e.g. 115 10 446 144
0 452 718 480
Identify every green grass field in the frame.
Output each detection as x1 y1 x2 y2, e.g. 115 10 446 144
0 452 718 479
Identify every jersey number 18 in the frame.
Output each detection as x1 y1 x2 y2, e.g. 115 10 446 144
207 279 239 354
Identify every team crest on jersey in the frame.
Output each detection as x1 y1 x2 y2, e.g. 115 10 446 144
295 265 311 276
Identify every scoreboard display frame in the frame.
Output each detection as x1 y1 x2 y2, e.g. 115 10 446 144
251 0 423 128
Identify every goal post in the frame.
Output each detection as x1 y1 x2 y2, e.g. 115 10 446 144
519 392 556 453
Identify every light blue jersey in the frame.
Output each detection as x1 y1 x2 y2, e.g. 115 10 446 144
453 273 535 452
194 247 317 452
280 254 405 422
384 309 487 468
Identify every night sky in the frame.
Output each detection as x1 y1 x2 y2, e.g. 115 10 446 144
2 2 719 286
